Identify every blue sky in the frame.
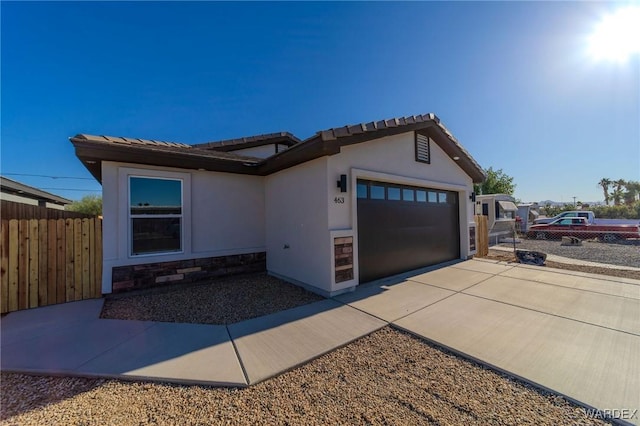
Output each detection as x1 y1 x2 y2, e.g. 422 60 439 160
2 1 638 204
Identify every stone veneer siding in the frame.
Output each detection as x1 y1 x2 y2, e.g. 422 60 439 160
334 237 354 283
111 252 266 292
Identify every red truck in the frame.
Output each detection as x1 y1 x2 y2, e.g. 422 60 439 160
527 217 640 242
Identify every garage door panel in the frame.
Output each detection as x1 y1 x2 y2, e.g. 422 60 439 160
357 180 460 283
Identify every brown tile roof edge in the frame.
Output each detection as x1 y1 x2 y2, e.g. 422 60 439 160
72 134 193 149
262 113 486 182
70 112 486 184
70 134 261 163
316 113 440 141
193 132 301 151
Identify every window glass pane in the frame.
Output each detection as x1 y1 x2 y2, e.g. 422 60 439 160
357 183 368 199
402 188 415 201
132 218 181 255
130 177 181 215
438 192 447 203
416 190 427 202
428 192 438 203
388 187 401 200
371 185 385 200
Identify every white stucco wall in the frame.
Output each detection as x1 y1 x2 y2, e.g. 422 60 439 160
191 172 265 254
265 131 477 295
327 131 476 267
100 161 265 293
99 130 478 295
264 157 332 293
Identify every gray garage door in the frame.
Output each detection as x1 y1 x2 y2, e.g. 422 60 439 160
356 179 460 283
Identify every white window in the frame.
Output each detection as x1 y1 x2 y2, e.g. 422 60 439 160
129 176 183 256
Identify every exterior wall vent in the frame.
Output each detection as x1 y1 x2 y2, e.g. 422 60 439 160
415 133 431 164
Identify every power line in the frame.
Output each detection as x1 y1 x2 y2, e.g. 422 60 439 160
40 188 101 192
2 173 94 180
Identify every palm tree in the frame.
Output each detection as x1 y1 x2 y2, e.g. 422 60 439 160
598 178 612 205
623 180 640 205
612 188 624 206
613 179 626 206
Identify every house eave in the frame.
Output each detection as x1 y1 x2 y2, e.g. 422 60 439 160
194 133 301 152
70 113 486 184
256 119 486 183
71 139 261 183
0 176 73 205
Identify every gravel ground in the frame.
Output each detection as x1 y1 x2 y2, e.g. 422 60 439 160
497 238 640 268
100 273 324 325
491 238 640 280
0 328 611 425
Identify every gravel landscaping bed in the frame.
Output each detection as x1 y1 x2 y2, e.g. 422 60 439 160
0 328 611 425
496 238 640 268
100 273 325 325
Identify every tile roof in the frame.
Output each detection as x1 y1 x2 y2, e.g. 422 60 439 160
71 113 486 183
193 132 301 151
313 113 484 180
71 134 261 163
317 113 439 141
76 134 193 149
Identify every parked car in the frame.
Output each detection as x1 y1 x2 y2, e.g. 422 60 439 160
527 217 640 241
533 211 595 225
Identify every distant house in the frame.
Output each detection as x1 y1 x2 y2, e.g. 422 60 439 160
71 113 486 296
516 203 539 232
475 193 518 244
0 176 72 210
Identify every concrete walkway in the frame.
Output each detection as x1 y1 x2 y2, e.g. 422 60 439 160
2 259 639 423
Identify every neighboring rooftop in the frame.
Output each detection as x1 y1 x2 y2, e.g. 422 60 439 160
71 113 486 183
0 176 73 206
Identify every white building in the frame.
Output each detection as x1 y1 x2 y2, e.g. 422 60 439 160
71 113 486 296
475 193 518 244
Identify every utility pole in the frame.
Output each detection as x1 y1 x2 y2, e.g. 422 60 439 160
573 196 576 209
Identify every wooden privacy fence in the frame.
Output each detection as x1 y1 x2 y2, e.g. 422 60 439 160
474 215 489 257
1 199 96 220
1 218 102 314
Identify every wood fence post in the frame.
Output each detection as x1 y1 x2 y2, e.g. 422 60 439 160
1 221 9 313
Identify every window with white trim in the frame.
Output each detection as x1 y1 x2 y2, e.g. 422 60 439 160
129 176 183 256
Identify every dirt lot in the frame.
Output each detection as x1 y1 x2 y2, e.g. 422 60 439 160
488 238 640 280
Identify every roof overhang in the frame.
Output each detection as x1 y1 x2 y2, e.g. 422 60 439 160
71 113 486 184
71 137 261 183
256 115 486 183
0 176 73 205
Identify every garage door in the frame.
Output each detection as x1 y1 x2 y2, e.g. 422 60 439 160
356 179 460 283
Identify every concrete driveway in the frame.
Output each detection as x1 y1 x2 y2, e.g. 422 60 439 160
2 259 639 423
336 259 640 424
